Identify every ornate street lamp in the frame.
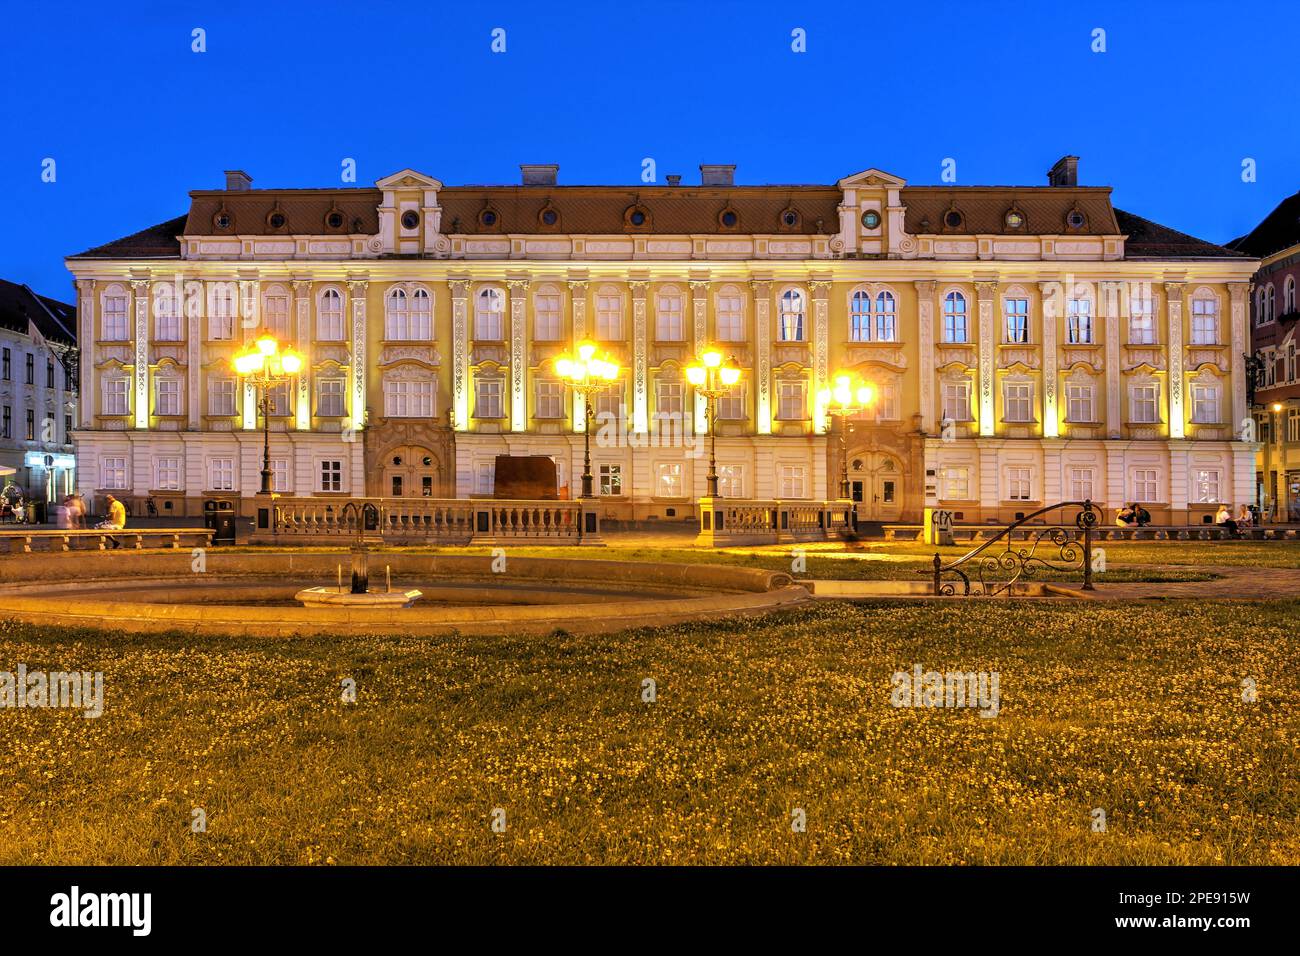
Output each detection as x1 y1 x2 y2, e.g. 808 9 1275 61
819 373 875 500
231 331 305 495
555 341 620 498
685 349 741 497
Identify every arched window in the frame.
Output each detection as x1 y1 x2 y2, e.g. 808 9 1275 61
874 291 897 342
385 288 408 340
318 288 344 341
1267 285 1276 323
942 291 967 343
474 287 504 340
1286 277 1296 316
850 290 871 341
779 288 805 342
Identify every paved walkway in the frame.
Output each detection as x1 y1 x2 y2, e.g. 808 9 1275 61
1087 565 1300 601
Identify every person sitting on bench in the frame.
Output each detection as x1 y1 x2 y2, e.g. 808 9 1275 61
1115 504 1136 527
94 494 127 549
1214 504 1239 536
1134 504 1152 527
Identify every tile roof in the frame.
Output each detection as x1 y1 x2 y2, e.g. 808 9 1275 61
1114 209 1250 259
71 214 187 259
1226 190 1300 259
900 186 1120 236
0 278 76 344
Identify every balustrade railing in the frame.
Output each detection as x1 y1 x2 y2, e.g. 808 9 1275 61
266 497 587 544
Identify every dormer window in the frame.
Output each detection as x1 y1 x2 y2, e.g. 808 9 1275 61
268 212 286 230
325 211 345 230
401 210 421 230
861 210 882 230
1005 209 1025 230
1066 209 1087 231
718 206 740 230
624 203 652 230
943 209 964 230
779 208 801 231
630 210 646 226
479 209 498 228
214 210 232 231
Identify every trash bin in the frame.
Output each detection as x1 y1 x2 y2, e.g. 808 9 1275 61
203 499 237 545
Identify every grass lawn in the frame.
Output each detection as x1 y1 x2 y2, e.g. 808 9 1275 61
1 600 1295 865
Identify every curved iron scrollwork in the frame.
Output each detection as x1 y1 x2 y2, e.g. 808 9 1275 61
932 500 1097 596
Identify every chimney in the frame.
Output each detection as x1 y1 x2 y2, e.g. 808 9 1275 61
1047 156 1078 188
700 164 735 187
665 174 682 186
224 170 253 191
520 164 558 186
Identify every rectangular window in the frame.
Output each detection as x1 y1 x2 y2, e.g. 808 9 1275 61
1190 299 1219 345
382 379 433 418
1288 408 1300 443
263 295 291 338
941 466 970 500
596 292 623 340
779 464 808 499
46 361 54 389
874 381 899 422
716 292 743 342
943 296 968 343
65 414 72 440
2 406 10 439
208 290 235 340
104 378 130 416
154 456 182 491
25 354 34 385
1067 299 1093 344
656 463 683 498
475 379 503 419
779 293 805 342
1068 466 1095 502
267 382 291 417
319 460 343 493
776 381 807 420
101 456 127 490
1007 466 1032 501
534 291 562 341
656 293 683 341
474 299 503 341
103 295 130 340
717 385 746 420
1066 383 1095 423
270 458 290 493
155 299 181 341
594 384 623 420
25 409 34 441
155 378 181 416
1002 382 1033 422
1191 383 1220 424
718 465 745 498
1 348 9 380
209 457 235 492
535 381 564 419
1129 298 1156 344
208 377 236 417
1193 468 1220 503
1004 298 1029 343
598 464 622 497
655 381 684 419
476 462 495 495
1130 383 1159 424
941 381 972 422
318 291 345 341
1132 468 1159 503
317 378 346 418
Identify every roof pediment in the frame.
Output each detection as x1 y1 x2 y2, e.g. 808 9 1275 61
837 168 907 189
375 169 443 190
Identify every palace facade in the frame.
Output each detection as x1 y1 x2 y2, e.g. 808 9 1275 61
66 159 1258 525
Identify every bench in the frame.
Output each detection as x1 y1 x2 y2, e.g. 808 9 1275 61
0 528 216 554
883 524 1297 543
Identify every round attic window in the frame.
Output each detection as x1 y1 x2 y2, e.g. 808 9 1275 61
1005 210 1024 229
782 210 799 228
480 210 498 227
401 210 421 230
215 213 231 230
630 210 646 226
721 210 738 228
1067 210 1087 229
541 209 558 226
861 210 882 229
268 212 286 229
944 210 964 229
325 211 344 229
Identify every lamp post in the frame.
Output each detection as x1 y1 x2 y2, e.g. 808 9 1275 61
555 341 620 498
231 331 305 495
685 349 741 497
818 373 876 501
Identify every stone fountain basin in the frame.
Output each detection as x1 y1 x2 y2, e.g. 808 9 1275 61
295 586 423 608
0 551 808 636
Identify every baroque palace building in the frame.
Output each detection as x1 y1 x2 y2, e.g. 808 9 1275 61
66 159 1258 524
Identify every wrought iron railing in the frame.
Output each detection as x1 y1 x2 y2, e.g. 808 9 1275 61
931 500 1097 596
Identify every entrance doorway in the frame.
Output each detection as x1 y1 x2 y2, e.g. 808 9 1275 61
849 451 903 522
383 446 440 498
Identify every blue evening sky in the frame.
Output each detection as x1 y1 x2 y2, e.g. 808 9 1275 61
3 0 1298 300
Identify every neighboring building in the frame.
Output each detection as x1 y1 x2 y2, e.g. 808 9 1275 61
1230 189 1300 520
0 279 78 503
66 160 1257 524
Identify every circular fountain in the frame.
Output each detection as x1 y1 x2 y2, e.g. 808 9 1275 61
293 504 423 608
